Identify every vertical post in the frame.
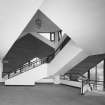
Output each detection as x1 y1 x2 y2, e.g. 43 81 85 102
58 30 62 41
88 70 91 89
50 32 52 41
0 60 3 82
81 80 84 95
88 70 90 81
53 75 61 84
104 59 105 90
95 65 97 89
54 32 59 44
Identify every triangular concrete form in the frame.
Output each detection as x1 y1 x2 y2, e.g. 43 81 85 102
0 0 44 59
19 9 61 39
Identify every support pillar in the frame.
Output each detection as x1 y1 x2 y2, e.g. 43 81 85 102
104 60 105 89
53 75 61 84
54 32 59 44
0 60 3 82
95 65 97 89
58 30 62 41
88 70 90 81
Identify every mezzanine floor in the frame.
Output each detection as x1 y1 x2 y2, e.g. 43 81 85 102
0 84 105 105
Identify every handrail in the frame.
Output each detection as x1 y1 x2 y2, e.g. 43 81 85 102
81 79 104 95
3 56 49 79
54 35 70 56
3 35 70 80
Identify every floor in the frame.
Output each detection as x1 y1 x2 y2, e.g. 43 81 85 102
0 84 105 105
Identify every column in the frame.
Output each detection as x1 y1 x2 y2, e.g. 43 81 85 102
58 30 62 41
88 70 90 81
53 75 61 84
54 32 59 44
0 60 3 82
95 65 97 89
104 59 105 89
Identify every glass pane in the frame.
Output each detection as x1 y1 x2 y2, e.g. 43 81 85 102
50 33 55 41
39 33 50 40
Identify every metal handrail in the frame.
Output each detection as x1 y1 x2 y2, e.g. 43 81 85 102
3 35 70 80
3 56 49 79
55 35 70 56
81 79 104 95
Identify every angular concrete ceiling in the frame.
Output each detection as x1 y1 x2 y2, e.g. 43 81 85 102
40 0 105 55
1 0 105 59
68 53 105 75
19 10 61 39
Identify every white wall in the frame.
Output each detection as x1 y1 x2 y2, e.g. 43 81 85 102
5 64 47 85
0 60 3 82
0 0 44 59
47 40 88 76
61 80 81 88
36 78 54 83
40 0 105 55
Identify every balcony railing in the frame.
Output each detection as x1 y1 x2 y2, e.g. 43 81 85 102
2 35 70 80
81 79 104 95
2 56 51 80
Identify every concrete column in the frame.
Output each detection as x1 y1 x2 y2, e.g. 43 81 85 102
53 75 61 84
58 30 62 41
88 70 90 81
95 65 97 89
0 60 3 82
104 59 105 89
54 32 59 44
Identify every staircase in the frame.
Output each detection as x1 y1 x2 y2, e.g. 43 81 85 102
3 33 70 85
67 53 105 81
81 79 105 96
2 7 72 85
3 57 48 80
2 33 55 81
47 40 88 76
3 33 55 73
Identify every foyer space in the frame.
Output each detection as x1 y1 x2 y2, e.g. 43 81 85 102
0 84 105 105
0 0 105 105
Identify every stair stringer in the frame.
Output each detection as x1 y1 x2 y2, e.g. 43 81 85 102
47 40 89 76
5 64 48 85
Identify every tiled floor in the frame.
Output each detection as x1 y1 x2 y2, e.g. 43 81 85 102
0 84 105 105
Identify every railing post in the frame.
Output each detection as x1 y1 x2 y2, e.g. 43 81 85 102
8 73 10 79
104 59 105 90
81 80 84 95
88 70 90 81
95 65 97 90
0 60 3 82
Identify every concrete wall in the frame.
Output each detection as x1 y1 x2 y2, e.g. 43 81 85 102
47 40 88 76
0 60 3 82
61 80 81 88
19 32 55 49
36 78 54 83
5 64 47 85
40 0 105 55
